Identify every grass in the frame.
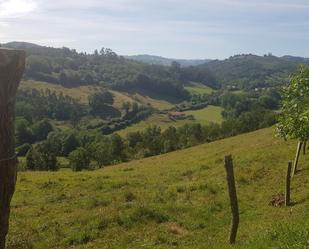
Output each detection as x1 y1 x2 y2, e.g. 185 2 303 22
117 113 175 135
231 90 245 95
130 93 174 110
7 127 309 248
184 105 223 124
184 82 214 95
117 105 223 136
20 80 99 104
20 80 175 111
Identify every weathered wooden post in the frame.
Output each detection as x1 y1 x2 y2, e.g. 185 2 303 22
285 161 292 206
292 141 302 177
303 141 306 155
0 48 25 249
224 155 239 244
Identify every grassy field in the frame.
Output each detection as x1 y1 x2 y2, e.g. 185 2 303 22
184 82 214 95
117 105 223 136
129 93 174 110
7 127 309 249
184 105 223 124
20 80 174 111
20 80 99 104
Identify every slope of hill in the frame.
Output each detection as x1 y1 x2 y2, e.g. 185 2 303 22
2 42 189 102
125 54 212 67
200 54 299 89
1 41 41 49
281 55 309 64
8 128 309 248
5 42 309 92
117 105 224 136
20 80 174 110
184 82 214 95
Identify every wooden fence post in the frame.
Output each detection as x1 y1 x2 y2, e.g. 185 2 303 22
0 48 25 249
285 161 292 206
292 141 302 177
224 155 239 244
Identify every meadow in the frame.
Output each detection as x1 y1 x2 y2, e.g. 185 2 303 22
184 82 214 95
20 80 174 111
184 105 223 124
117 105 223 136
7 127 309 249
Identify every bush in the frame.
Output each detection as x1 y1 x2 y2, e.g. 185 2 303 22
16 143 31 156
68 147 90 171
25 142 58 171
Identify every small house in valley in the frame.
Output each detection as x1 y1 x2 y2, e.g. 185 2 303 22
168 111 186 120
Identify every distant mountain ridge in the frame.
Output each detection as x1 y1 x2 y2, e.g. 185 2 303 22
2 41 309 91
125 54 212 67
1 41 42 49
2 41 308 66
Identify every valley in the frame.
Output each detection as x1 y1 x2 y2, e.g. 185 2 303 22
1 42 309 249
1 1 309 248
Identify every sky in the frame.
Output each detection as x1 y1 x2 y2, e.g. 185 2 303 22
0 0 309 59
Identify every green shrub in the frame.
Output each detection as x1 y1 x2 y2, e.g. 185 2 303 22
68 147 90 171
25 142 58 171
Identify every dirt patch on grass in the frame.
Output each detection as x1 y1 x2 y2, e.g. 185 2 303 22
269 193 285 207
165 222 189 236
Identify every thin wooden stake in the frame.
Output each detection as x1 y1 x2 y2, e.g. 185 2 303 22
303 141 306 155
285 161 292 206
0 48 25 249
224 155 239 244
292 141 302 177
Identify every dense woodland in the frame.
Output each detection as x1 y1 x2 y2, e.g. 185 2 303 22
2 42 306 172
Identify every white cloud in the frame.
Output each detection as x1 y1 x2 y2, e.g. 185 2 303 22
0 0 37 18
0 21 9 26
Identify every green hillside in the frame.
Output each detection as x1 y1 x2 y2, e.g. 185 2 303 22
125 55 212 67
4 42 189 101
117 105 223 136
184 82 214 95
20 80 173 111
8 128 309 248
201 54 301 89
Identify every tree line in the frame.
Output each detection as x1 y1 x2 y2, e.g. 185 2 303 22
22 107 276 172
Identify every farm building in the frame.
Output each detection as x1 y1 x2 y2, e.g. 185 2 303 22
168 111 186 120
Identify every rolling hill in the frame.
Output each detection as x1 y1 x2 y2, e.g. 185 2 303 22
199 54 305 89
8 127 309 249
19 80 224 135
125 54 212 67
20 80 174 111
2 42 189 102
4 42 309 93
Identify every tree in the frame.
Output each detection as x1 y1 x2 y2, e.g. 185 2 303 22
88 90 114 116
31 119 53 141
132 102 139 113
68 147 90 171
162 126 178 152
122 101 131 114
25 146 38 171
25 141 58 171
110 134 125 161
277 65 309 141
15 118 34 145
90 138 113 167
61 133 79 156
276 65 309 175
170 61 181 79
